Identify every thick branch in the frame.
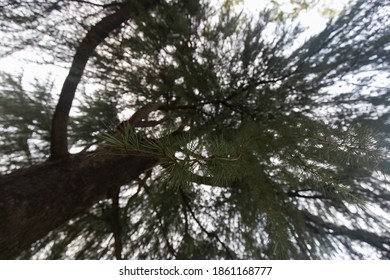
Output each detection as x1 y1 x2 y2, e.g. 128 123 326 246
50 0 160 159
0 152 157 259
116 102 163 132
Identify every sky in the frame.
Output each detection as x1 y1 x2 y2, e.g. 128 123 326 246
0 0 353 92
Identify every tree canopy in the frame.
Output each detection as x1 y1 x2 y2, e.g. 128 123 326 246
0 0 389 259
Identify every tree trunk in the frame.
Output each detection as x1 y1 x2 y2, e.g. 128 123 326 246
0 151 156 259
0 0 163 259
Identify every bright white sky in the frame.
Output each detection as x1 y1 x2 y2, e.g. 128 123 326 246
0 0 353 93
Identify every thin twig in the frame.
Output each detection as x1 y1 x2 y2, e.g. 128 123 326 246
142 184 177 258
181 190 234 259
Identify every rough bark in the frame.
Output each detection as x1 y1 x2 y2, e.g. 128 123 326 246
0 151 156 259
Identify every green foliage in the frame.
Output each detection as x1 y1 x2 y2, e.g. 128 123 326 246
1 0 389 259
70 88 119 151
0 72 54 170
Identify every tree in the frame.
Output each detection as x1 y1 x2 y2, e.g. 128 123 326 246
0 0 389 259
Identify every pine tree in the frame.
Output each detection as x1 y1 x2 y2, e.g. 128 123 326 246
0 0 389 259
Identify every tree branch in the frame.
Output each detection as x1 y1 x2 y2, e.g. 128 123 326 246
0 152 157 259
142 184 177 258
67 0 125 8
287 190 327 200
116 102 163 132
181 190 234 259
304 211 390 253
110 188 122 260
50 0 160 159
